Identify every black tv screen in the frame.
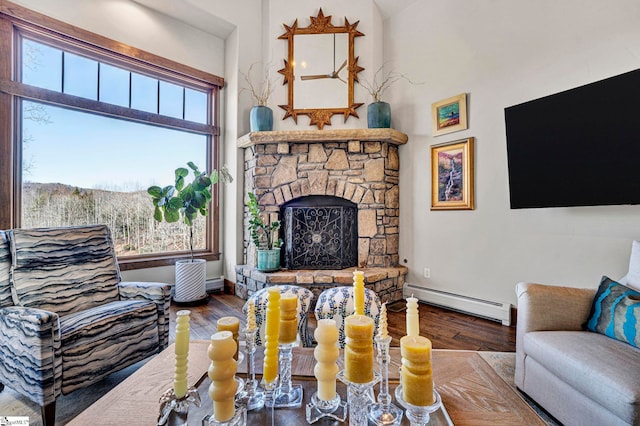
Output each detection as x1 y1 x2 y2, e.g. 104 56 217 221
504 68 640 209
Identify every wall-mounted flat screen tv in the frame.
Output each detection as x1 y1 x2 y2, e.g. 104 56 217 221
504 68 640 209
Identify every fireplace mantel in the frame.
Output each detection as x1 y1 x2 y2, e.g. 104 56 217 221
237 128 408 148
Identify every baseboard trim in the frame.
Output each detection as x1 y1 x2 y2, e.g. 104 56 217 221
404 284 512 326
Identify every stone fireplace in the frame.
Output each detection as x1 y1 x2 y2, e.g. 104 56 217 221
235 129 409 303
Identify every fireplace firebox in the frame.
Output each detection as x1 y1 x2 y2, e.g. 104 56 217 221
282 196 357 269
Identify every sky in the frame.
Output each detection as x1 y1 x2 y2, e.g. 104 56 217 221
23 102 207 191
21 38 210 192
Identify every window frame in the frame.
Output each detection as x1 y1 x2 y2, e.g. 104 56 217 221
0 2 225 270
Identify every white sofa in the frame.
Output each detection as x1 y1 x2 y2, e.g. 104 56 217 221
515 241 640 426
516 282 640 425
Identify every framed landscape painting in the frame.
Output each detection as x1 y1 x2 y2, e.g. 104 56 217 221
431 137 475 210
431 93 468 136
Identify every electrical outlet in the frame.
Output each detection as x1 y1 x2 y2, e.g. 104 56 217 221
423 268 431 279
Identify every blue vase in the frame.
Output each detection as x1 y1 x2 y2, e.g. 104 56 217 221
257 248 281 272
367 101 391 128
250 105 273 131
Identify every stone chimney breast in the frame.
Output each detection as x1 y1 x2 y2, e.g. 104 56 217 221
236 129 409 303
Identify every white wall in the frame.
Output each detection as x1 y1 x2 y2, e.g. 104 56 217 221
385 0 640 305
182 0 264 282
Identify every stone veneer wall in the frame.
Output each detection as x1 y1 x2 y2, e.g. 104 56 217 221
236 129 409 303
239 129 408 268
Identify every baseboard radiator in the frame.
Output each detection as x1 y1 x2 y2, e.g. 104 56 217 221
206 277 224 293
404 284 511 326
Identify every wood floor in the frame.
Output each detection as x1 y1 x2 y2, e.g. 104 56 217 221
169 293 516 352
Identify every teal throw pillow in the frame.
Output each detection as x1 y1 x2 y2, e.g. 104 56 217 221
586 276 640 348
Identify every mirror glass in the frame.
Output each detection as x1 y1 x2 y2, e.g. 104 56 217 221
293 34 349 109
278 9 364 129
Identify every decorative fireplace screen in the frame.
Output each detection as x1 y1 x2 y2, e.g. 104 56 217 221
281 196 358 269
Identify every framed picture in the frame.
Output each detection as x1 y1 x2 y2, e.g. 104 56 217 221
431 93 468 136
431 137 474 210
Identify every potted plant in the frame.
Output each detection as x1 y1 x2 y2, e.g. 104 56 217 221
247 192 282 271
359 65 418 128
241 62 277 132
148 162 232 303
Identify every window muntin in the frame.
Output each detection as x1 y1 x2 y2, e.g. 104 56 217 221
20 37 209 125
12 31 219 263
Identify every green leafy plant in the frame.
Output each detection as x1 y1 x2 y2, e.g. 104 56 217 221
247 192 281 250
148 162 232 261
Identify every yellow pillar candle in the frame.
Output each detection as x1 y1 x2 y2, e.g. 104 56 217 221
262 286 281 383
406 295 420 337
377 302 389 339
344 314 374 383
246 300 257 332
217 316 240 360
353 269 365 315
173 310 190 399
279 294 299 344
208 330 238 422
313 319 340 401
400 335 434 406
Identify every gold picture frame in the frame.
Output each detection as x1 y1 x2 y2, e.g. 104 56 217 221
431 93 468 136
431 137 474 210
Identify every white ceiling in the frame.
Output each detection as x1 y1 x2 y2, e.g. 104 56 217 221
132 0 418 38
131 0 236 38
373 0 419 20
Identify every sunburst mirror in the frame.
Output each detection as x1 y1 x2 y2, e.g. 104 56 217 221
278 9 365 129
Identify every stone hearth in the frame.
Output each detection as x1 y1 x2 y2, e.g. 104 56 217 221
234 266 407 304
236 128 408 302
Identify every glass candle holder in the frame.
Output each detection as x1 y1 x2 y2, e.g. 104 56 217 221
274 342 303 408
202 404 247 426
157 387 201 426
305 392 348 424
262 377 278 408
236 328 264 411
394 385 442 426
337 369 381 426
369 335 403 425
261 378 278 426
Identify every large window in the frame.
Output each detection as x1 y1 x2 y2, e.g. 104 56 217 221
0 5 224 269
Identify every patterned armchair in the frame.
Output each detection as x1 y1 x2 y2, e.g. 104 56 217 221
0 225 171 426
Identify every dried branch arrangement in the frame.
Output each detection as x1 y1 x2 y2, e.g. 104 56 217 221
359 65 420 103
241 62 277 106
